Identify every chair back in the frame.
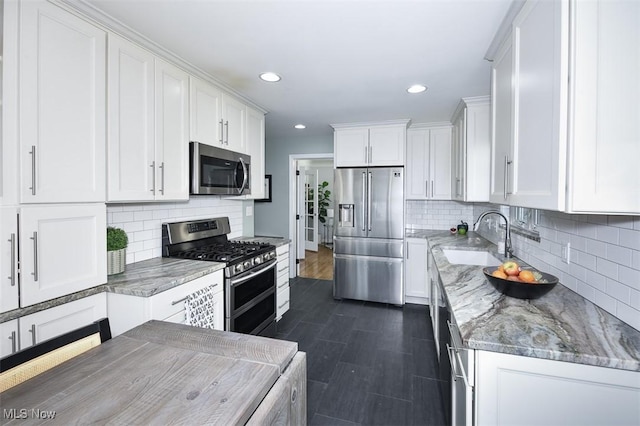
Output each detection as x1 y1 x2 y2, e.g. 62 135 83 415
0 317 111 392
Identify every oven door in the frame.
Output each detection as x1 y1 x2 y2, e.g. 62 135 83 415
226 259 276 335
190 142 250 195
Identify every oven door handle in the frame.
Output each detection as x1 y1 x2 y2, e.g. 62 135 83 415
231 259 277 286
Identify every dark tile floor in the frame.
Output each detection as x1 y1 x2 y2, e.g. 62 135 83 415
274 277 447 426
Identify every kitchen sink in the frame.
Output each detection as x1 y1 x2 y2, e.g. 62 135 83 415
442 249 502 266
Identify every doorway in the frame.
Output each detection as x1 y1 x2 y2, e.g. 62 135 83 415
288 154 334 280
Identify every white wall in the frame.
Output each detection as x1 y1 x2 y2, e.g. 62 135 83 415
107 196 245 264
474 204 640 332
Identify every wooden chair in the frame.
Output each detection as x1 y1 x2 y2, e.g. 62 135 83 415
0 317 111 392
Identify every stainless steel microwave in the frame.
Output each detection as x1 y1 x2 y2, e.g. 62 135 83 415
189 142 251 195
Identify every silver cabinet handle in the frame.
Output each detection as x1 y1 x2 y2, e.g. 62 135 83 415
364 145 368 163
224 121 229 145
8 233 16 286
503 156 513 200
171 283 219 305
369 145 372 164
29 324 36 346
431 180 434 198
9 330 17 353
29 145 36 195
219 119 224 144
278 301 289 309
159 162 165 195
425 181 429 198
150 161 156 194
277 281 288 289
406 241 409 259
30 231 38 282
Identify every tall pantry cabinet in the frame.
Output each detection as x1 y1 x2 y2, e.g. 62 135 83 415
1 0 107 340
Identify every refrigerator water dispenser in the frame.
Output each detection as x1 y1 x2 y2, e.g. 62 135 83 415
338 204 354 227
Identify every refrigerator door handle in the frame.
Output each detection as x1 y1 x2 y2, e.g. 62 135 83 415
362 171 367 232
367 171 372 231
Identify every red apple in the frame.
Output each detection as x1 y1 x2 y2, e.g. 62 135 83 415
502 261 520 276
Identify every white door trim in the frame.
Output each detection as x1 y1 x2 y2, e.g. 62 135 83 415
288 153 333 278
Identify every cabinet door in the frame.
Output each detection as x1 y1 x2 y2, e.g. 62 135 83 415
464 101 491 202
155 59 189 201
451 113 466 201
107 33 155 202
369 125 405 166
429 127 452 200
18 293 107 350
0 319 19 357
568 0 640 213
405 238 428 301
246 106 266 199
509 0 568 210
490 35 514 204
190 76 223 147
0 208 19 313
20 204 106 307
334 128 370 167
19 0 106 203
405 129 430 200
222 95 247 153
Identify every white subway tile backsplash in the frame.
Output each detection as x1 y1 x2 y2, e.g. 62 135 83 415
471 205 640 332
405 200 474 230
107 197 244 264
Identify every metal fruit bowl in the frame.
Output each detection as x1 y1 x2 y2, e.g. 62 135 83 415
482 267 558 300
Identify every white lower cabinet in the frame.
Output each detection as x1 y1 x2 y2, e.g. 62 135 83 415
107 270 224 337
0 319 19 358
19 204 107 308
18 293 107 351
405 238 428 304
474 350 640 426
276 244 290 321
0 207 19 313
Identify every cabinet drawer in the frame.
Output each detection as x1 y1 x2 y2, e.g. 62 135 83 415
277 272 290 292
150 271 223 321
276 286 290 319
277 259 289 277
276 244 290 257
163 310 186 324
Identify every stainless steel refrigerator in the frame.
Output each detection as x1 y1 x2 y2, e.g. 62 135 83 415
333 167 404 305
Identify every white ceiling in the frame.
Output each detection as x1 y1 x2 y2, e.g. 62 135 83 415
82 0 513 141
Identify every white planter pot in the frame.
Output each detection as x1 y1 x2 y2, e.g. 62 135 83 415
107 248 126 275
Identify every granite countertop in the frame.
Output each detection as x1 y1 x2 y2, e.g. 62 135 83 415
104 257 225 297
233 236 291 247
407 229 640 372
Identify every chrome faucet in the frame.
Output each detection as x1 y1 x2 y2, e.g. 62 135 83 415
472 210 513 258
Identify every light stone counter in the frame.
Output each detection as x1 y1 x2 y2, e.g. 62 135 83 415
104 257 225 297
408 229 640 372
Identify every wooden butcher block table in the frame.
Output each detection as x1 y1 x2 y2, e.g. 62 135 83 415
1 320 306 425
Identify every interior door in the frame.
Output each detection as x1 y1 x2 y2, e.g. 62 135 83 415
304 171 318 252
296 168 305 265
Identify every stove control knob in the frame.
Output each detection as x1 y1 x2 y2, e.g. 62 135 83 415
244 260 252 270
254 256 262 265
234 264 243 274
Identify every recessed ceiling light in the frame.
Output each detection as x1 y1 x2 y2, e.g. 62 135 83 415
259 72 281 82
407 84 427 94
294 124 306 130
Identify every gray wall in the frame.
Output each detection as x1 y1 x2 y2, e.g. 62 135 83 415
254 133 333 238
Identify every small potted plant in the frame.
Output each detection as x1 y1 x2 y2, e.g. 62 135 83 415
107 227 128 275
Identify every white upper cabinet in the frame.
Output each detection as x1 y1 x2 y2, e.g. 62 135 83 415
245 106 266 199
19 0 106 203
567 0 640 213
107 33 156 202
451 97 491 202
333 121 408 167
189 76 223 147
222 95 247 154
19 204 106 308
406 125 452 200
490 0 639 213
107 34 189 202
154 59 190 201
190 76 247 154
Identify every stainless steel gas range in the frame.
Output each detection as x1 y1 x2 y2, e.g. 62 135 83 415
162 217 278 336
